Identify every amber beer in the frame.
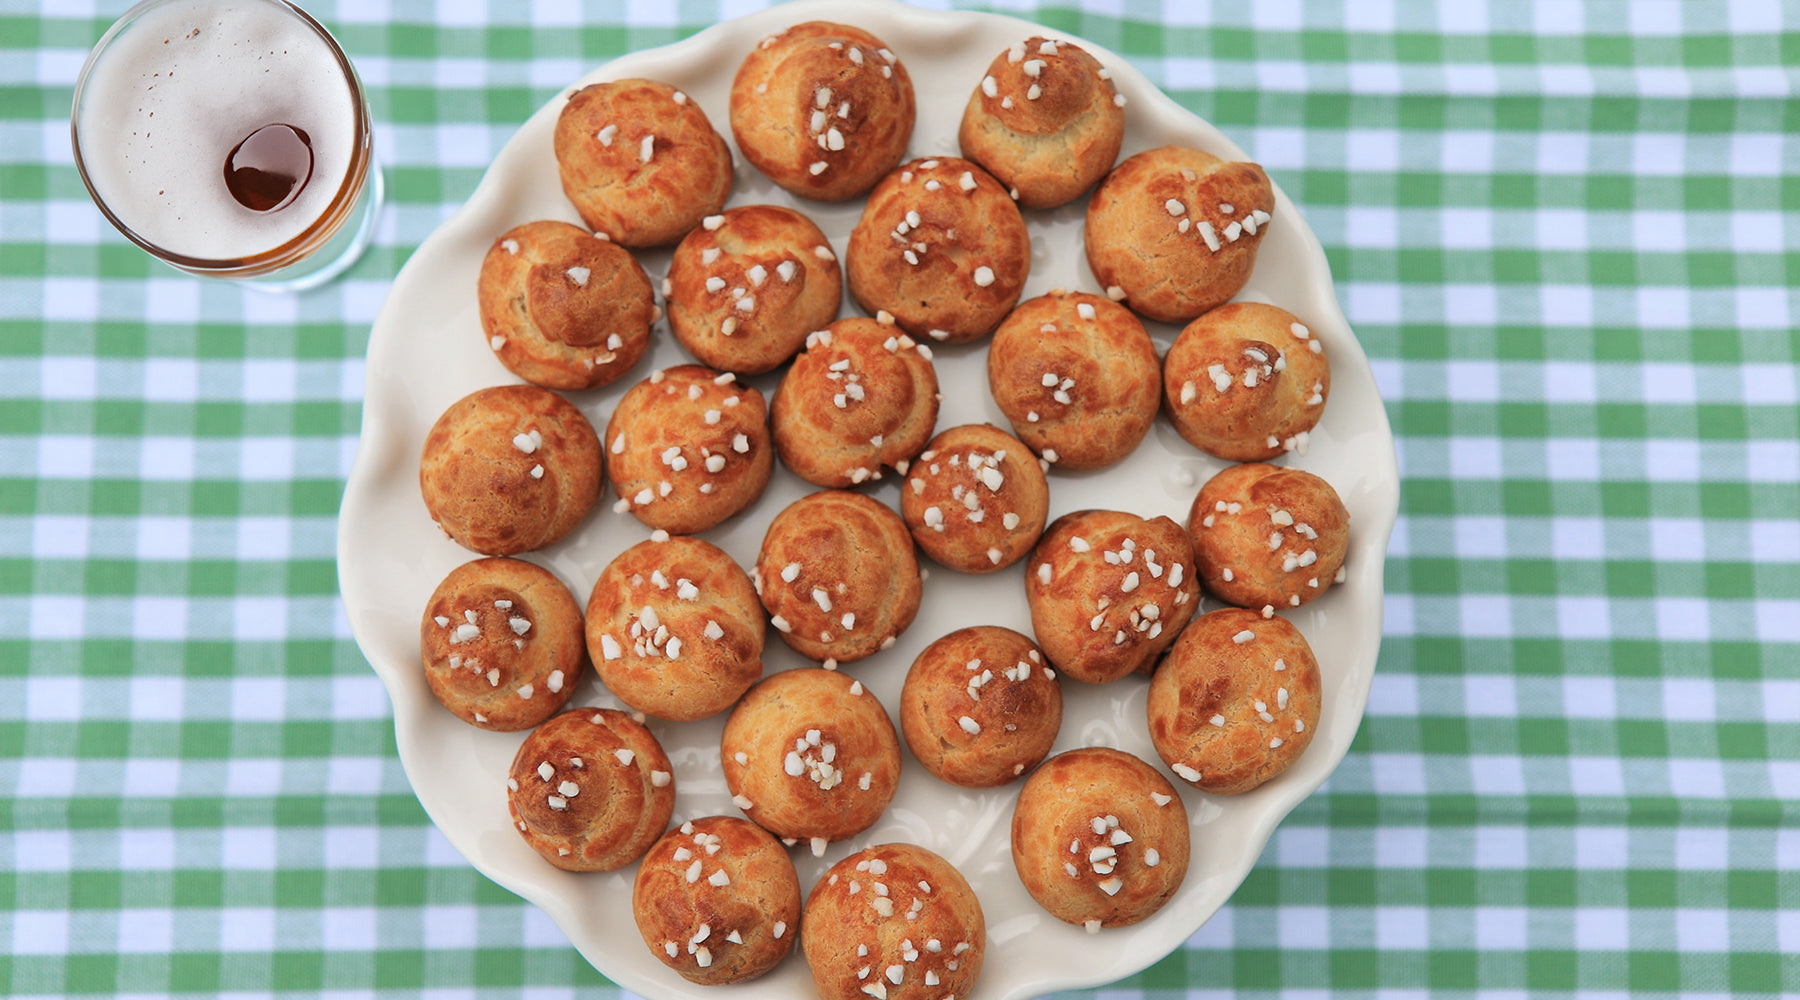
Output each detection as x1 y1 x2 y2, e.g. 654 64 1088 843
72 0 379 290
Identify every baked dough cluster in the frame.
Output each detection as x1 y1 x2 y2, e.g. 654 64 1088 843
419 384 602 556
632 815 801 985
1147 608 1322 795
1187 462 1350 611
1024 509 1200 683
604 365 773 533
755 490 922 665
664 205 843 375
899 625 1062 787
802 843 986 1000
1163 301 1332 461
506 708 675 871
898 423 1049 573
846 155 1030 344
771 316 939 489
1011 747 1190 931
553 78 733 247
731 21 915 202
720 668 901 850
1085 145 1275 323
421 557 585 731
986 289 1160 470
585 535 764 721
957 36 1124 209
477 220 655 390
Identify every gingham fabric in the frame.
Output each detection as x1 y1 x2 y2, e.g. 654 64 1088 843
3 1 1797 997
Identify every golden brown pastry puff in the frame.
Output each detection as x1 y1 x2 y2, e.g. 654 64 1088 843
846 156 1029 345
506 708 674 871
585 535 764 722
1162 301 1331 461
1024 509 1199 683
770 316 939 489
802 843 985 1000
604 365 773 534
899 625 1062 787
1011 747 1190 931
1187 462 1350 611
664 205 843 375
553 78 733 247
986 289 1160 470
898 423 1049 573
719 668 901 852
419 384 602 556
1084 145 1275 323
755 490 922 666
476 220 655 391
730 22 915 202
1146 607 1323 795
421 556 585 730
957 36 1125 209
632 816 801 985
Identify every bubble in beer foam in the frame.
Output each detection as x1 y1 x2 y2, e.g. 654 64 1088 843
75 0 359 263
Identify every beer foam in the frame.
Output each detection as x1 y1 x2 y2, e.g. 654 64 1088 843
75 0 360 263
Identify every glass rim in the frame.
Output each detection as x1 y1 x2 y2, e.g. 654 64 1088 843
69 0 374 277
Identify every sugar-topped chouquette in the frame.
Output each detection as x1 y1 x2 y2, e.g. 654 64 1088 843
899 423 1049 574
421 556 584 731
585 535 763 722
771 316 939 490
899 626 1062 788
720 668 901 853
957 36 1125 209
477 220 655 390
506 708 674 871
730 22 914 202
553 78 733 248
1187 462 1350 612
632 816 800 985
846 155 1029 345
755 490 922 666
1011 747 1190 932
802 843 986 1000
1163 301 1331 461
605 365 773 534
1147 608 1323 795
1085 145 1275 324
1024 509 1200 683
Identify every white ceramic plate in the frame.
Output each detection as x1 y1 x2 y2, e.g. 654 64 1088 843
339 2 1399 997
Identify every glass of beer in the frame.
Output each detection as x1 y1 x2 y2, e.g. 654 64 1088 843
71 0 383 293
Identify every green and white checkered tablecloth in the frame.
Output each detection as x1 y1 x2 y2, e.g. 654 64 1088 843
3 0 1797 996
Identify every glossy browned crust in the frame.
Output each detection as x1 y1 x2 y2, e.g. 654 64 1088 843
846 156 1029 344
899 626 1062 787
1084 145 1275 323
1146 608 1323 795
604 365 773 534
957 37 1124 209
1162 301 1331 461
1186 462 1350 611
899 423 1049 574
632 816 801 985
719 668 901 843
421 556 585 731
755 490 922 665
1024 509 1199 683
506 708 675 871
802 843 985 1000
1011 747 1190 929
665 205 843 375
585 536 764 722
771 317 939 489
419 384 602 556
553 78 733 247
476 220 654 390
730 22 915 202
986 289 1160 470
